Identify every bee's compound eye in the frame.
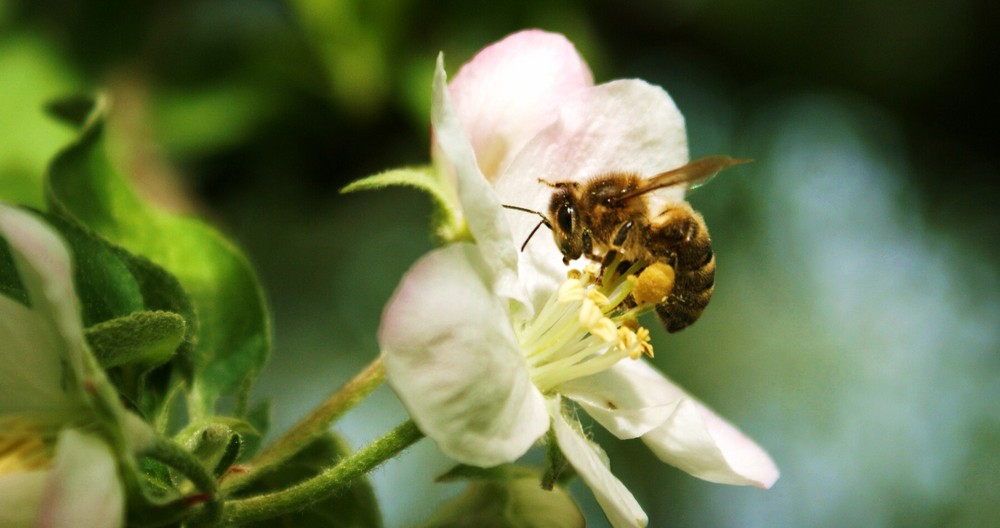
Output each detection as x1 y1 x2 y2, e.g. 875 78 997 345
556 203 574 234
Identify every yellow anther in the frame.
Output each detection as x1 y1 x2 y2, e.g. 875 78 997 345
578 299 603 328
590 317 619 343
635 327 654 358
586 289 610 307
558 278 585 303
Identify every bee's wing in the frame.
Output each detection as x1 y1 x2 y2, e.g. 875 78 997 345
616 155 751 202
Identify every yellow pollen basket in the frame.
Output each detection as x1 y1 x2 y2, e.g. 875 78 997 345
631 262 675 307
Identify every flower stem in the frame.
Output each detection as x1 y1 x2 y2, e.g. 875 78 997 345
221 420 423 526
222 356 386 494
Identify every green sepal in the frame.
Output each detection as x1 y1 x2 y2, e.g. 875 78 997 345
44 96 271 419
214 432 244 477
542 427 574 490
235 433 383 528
85 310 185 369
174 421 244 480
341 166 467 242
422 466 584 528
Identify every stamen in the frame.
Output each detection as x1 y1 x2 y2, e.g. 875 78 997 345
523 262 657 394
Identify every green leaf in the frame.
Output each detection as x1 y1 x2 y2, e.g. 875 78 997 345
46 94 100 129
341 166 465 241
238 433 383 528
45 97 271 419
85 310 185 369
0 32 79 208
41 213 145 327
39 211 197 419
421 468 584 528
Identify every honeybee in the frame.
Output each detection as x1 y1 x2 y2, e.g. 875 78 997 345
525 156 749 333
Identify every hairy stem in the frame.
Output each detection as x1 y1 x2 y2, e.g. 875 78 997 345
221 420 423 526
142 435 221 525
222 356 386 493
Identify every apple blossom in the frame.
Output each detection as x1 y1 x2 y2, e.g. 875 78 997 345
379 30 778 528
0 204 124 528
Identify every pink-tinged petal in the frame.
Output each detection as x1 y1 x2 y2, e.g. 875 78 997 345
38 429 124 528
379 243 548 467
450 30 594 181
549 397 647 528
0 470 47 527
0 205 84 413
559 359 681 440
642 389 779 489
494 80 688 308
431 56 528 312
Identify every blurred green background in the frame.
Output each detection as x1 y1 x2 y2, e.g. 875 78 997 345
2 1 998 526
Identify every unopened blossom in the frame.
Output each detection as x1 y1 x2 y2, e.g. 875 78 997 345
0 204 124 528
379 30 778 527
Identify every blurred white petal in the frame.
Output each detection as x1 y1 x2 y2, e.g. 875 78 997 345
38 429 123 528
380 243 548 466
549 397 647 528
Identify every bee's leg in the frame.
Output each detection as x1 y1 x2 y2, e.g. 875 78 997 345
600 249 619 270
581 230 595 260
611 220 633 249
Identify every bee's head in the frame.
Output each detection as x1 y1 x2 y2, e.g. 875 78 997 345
548 185 585 261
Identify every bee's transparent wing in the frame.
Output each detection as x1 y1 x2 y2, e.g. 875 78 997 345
617 155 751 202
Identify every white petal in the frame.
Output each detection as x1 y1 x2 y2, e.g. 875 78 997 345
379 243 548 467
494 80 688 308
0 205 83 413
549 397 647 528
0 469 47 527
37 429 124 528
431 56 528 313
559 359 681 440
449 29 593 181
641 385 780 489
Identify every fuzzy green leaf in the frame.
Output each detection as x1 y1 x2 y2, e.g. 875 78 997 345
45 97 270 419
341 167 464 241
85 310 185 369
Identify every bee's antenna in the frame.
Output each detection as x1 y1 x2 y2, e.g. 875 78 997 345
520 219 546 252
502 204 551 252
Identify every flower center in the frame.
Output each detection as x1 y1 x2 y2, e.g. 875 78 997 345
517 257 662 394
0 416 59 475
